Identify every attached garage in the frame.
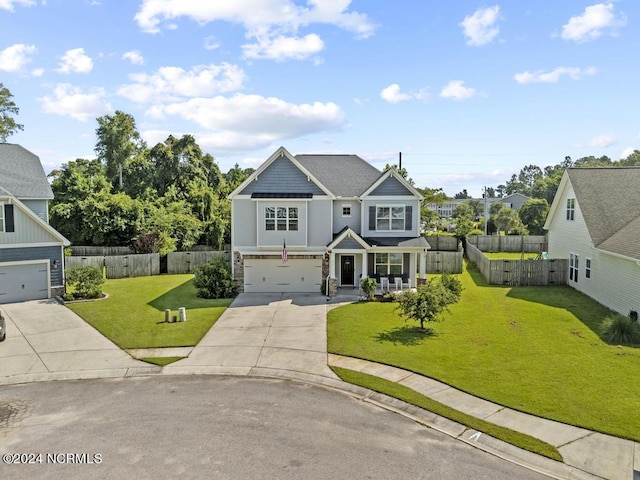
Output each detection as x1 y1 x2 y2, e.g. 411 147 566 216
244 257 322 293
0 261 49 304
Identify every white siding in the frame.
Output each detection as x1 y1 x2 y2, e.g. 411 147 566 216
232 198 256 247
333 200 360 234
308 198 332 247
547 181 640 316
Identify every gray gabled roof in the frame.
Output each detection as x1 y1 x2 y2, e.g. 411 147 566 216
567 167 640 259
0 143 54 199
295 154 382 197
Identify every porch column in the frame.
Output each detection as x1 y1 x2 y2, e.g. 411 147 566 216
361 252 368 279
329 251 336 278
419 252 427 279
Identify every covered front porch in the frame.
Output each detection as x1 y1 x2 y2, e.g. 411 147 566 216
325 228 430 296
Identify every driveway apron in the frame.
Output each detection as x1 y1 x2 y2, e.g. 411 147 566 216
167 293 346 379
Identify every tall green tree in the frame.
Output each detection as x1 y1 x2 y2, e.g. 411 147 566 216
0 83 24 142
518 198 549 235
95 111 145 190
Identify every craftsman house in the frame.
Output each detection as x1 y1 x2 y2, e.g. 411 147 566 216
228 147 430 294
0 144 70 303
544 167 640 318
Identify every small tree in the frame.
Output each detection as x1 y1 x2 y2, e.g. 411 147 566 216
66 266 104 299
360 277 377 301
0 83 24 142
396 274 463 330
193 257 237 299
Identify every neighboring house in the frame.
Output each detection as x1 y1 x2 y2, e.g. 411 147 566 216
228 147 430 294
427 193 531 219
544 167 640 317
0 144 70 303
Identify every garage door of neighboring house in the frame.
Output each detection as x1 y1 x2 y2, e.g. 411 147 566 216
0 262 49 303
244 258 322 293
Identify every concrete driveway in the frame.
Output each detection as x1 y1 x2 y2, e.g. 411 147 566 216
0 299 150 384
165 293 357 380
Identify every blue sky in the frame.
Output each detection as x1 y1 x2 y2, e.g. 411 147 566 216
1 0 637 197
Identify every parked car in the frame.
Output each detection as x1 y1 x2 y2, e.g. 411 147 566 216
0 312 5 341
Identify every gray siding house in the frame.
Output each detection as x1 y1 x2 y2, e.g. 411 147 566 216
0 144 70 303
544 167 640 317
229 147 430 294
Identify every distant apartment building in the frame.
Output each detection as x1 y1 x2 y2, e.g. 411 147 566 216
427 193 531 218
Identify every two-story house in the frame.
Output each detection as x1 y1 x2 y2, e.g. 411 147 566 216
0 144 70 303
228 147 430 294
544 167 640 318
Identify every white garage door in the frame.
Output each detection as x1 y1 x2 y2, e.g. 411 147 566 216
244 258 322 293
0 262 49 304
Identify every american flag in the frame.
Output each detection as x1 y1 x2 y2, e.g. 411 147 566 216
282 239 288 263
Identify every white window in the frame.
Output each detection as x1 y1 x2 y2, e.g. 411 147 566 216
376 206 405 231
265 206 298 231
375 252 403 276
570 253 579 283
342 205 351 217
585 258 591 279
566 198 575 221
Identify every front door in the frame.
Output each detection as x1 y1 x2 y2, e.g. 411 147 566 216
340 255 355 286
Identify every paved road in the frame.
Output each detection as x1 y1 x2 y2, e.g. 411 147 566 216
0 376 552 480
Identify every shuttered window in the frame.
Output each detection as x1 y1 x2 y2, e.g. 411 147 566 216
0 204 13 233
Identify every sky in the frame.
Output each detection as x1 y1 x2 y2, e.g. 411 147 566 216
1 0 638 198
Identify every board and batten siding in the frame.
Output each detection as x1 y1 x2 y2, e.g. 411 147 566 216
0 245 64 286
361 198 420 238
308 197 332 247
369 176 413 196
0 203 60 244
232 198 256 247
20 199 48 223
332 200 361 234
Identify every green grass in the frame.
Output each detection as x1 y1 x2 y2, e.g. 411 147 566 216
140 356 186 366
67 275 232 349
332 367 562 461
482 252 539 260
328 263 640 442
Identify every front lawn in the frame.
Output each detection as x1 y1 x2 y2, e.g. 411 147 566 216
327 263 640 442
67 275 232 349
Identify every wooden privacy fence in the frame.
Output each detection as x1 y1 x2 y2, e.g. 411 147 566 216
426 250 463 274
467 235 547 253
167 251 230 274
69 246 134 256
424 235 460 251
65 254 160 279
466 242 568 286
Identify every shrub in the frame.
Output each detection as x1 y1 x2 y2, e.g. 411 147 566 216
360 277 377 301
603 314 640 345
66 266 104 299
193 257 238 299
62 292 74 302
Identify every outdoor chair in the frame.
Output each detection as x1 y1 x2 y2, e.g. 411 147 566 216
401 273 411 290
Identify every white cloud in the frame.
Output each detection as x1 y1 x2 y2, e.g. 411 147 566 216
122 50 144 65
440 80 476 100
460 5 501 46
587 134 617 148
134 0 374 62
561 2 626 43
56 48 93 74
620 147 636 159
203 36 220 51
117 63 245 103
0 43 37 73
242 33 324 61
380 84 426 103
514 66 597 84
0 0 35 11
39 83 111 121
145 94 345 151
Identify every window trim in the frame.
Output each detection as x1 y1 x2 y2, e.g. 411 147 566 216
265 206 298 232
341 205 351 218
0 202 4 232
375 252 403 276
585 257 591 279
375 205 405 231
570 252 579 283
566 198 575 221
